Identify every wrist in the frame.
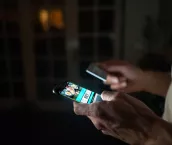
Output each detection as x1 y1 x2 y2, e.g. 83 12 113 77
141 71 155 92
141 71 171 97
138 70 154 93
145 119 172 145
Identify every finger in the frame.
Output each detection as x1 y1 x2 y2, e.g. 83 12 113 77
105 75 119 85
105 75 127 85
100 60 128 67
110 82 127 90
101 91 119 101
118 84 141 93
73 102 101 117
106 65 127 74
73 102 90 116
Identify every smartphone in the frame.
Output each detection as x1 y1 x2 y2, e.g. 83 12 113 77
53 81 102 104
86 63 107 82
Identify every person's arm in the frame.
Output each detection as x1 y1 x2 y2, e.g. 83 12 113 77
73 91 172 145
146 120 172 145
100 60 171 97
143 71 171 97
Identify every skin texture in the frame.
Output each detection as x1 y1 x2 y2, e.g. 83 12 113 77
73 91 172 145
100 60 171 97
73 60 172 144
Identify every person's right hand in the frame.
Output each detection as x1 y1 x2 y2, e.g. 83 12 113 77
73 91 172 145
100 60 146 93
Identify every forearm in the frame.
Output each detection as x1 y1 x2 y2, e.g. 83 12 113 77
145 120 172 145
142 71 171 97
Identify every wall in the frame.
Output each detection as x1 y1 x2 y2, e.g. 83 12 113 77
159 0 172 21
123 0 159 64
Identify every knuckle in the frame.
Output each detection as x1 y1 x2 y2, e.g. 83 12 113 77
91 103 101 117
93 103 105 118
94 122 104 130
107 77 113 84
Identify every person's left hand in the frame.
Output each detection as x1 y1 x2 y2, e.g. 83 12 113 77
73 91 162 145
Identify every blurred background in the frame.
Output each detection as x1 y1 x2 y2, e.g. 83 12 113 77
0 0 172 144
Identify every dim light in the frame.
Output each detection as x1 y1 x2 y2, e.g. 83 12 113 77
39 9 65 31
39 9 49 31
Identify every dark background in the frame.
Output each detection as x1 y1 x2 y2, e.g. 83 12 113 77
0 0 172 144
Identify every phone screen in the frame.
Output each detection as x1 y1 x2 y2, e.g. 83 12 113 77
58 82 102 104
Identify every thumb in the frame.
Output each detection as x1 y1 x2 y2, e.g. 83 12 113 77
101 91 118 101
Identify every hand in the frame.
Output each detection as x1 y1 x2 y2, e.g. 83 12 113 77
73 91 165 145
100 60 171 96
99 60 146 93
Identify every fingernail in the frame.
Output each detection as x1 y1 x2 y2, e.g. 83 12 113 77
112 77 119 83
121 82 127 87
